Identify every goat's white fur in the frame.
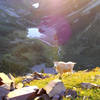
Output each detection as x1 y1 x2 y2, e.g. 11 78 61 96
54 61 76 75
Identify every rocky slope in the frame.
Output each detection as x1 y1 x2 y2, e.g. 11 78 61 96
1 68 100 100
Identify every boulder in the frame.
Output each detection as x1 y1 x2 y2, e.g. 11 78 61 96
80 83 100 89
59 91 66 97
65 89 77 98
0 96 2 100
10 82 15 91
23 72 49 84
6 86 39 100
0 73 14 90
26 89 39 100
27 88 47 100
0 73 14 84
32 72 44 79
0 87 9 99
22 78 33 84
41 94 50 100
32 72 49 80
37 88 47 96
45 79 66 97
22 74 34 84
52 94 60 100
52 91 65 100
27 88 50 100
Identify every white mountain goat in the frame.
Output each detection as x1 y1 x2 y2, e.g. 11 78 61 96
54 61 76 75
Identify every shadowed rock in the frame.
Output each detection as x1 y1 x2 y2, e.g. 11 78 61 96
6 86 39 100
34 94 50 100
27 88 48 100
52 94 60 100
37 88 47 96
45 79 66 97
0 87 9 100
0 77 4 86
22 72 49 84
66 89 77 98
26 89 39 100
80 82 100 89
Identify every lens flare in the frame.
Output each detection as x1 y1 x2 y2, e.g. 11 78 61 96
38 15 72 46
32 3 39 8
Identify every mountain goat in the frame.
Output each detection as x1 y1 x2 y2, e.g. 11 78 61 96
54 61 76 75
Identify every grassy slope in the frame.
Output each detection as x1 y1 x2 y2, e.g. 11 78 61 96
15 68 100 100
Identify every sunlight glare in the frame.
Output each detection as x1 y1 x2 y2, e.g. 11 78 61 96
32 3 39 8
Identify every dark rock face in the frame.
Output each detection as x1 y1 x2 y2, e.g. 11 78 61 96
27 88 50 100
0 78 4 86
37 88 47 96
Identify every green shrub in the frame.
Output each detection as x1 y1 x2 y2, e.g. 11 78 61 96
0 39 59 75
0 54 30 75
